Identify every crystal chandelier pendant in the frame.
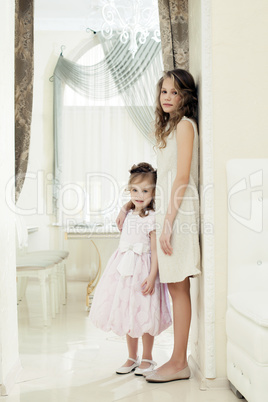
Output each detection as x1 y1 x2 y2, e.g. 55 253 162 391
101 0 160 58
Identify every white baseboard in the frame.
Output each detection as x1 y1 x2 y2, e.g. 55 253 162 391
189 355 230 391
0 358 22 396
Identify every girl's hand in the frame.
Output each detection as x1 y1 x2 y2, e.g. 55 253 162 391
141 275 156 295
159 221 173 255
116 209 127 231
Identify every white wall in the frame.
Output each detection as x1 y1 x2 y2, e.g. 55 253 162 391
211 0 268 379
189 0 268 382
0 0 20 395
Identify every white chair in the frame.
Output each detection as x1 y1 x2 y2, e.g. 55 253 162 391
23 250 68 306
226 158 268 402
16 255 59 324
15 216 69 324
16 215 69 304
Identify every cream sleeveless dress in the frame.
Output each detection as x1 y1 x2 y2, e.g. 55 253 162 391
155 116 201 283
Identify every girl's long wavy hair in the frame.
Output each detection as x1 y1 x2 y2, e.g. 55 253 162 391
127 162 157 218
155 69 198 148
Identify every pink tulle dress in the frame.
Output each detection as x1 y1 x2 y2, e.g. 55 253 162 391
89 209 172 338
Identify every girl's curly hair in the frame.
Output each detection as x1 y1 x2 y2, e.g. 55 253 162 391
155 69 198 148
128 162 157 218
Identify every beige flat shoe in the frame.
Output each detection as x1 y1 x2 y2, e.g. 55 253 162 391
143 369 156 378
146 365 190 383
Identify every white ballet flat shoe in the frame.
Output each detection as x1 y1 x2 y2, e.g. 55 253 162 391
116 357 140 374
145 365 191 383
134 359 157 376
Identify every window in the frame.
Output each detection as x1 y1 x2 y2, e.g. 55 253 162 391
58 40 156 226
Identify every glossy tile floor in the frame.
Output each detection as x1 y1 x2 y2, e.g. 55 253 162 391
3 281 240 402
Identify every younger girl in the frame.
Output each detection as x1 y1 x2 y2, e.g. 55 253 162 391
89 162 172 376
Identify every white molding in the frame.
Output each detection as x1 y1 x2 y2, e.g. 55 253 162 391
189 356 229 390
201 0 216 378
0 359 22 396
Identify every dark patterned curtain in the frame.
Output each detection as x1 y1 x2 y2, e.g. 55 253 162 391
15 0 34 202
158 0 189 71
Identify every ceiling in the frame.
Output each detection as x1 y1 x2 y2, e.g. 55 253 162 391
34 0 158 31
35 0 103 31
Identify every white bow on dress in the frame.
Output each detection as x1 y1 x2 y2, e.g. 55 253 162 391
117 241 150 276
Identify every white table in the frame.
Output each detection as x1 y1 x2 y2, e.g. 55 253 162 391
65 223 120 309
27 226 39 234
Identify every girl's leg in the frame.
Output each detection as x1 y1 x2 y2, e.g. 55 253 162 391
121 334 139 367
156 277 191 376
139 333 154 369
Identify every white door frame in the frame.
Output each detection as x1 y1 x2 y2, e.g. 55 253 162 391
200 0 216 379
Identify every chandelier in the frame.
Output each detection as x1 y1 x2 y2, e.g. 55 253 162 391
101 0 161 58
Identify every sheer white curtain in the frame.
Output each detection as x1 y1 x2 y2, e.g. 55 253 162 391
58 41 157 226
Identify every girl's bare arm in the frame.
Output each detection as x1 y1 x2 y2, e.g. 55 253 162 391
115 200 132 231
141 230 158 295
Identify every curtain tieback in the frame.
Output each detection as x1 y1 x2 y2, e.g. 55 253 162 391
117 241 150 277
